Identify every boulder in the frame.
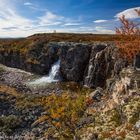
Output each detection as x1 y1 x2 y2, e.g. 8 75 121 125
90 87 104 102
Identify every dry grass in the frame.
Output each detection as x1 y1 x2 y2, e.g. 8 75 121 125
0 84 20 97
0 33 118 53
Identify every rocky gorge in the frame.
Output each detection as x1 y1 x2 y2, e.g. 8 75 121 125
0 37 134 88
0 34 140 140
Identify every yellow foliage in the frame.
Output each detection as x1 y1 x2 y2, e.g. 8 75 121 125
26 58 40 64
0 84 20 97
33 92 87 139
32 115 49 126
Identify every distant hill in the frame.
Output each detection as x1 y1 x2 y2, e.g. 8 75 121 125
0 33 118 44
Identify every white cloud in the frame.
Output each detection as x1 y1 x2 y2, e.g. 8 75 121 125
0 1 33 30
0 0 64 37
93 20 108 23
24 2 33 6
115 7 140 19
38 11 63 26
94 26 114 34
0 0 36 37
23 2 46 12
63 23 81 26
0 3 73 37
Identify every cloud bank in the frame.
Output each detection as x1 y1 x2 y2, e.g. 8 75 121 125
115 7 140 19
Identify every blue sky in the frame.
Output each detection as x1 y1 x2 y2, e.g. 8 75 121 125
0 0 139 37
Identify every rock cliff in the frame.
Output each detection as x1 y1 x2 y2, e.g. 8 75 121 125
0 38 139 88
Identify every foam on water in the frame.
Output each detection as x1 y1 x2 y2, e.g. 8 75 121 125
28 60 60 85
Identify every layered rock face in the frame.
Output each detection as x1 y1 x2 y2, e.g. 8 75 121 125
58 42 91 82
0 41 135 88
0 42 59 74
84 43 128 88
84 44 114 88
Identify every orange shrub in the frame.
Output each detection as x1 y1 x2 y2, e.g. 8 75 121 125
115 9 140 62
32 92 87 139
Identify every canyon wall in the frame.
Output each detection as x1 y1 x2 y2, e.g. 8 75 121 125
0 39 139 88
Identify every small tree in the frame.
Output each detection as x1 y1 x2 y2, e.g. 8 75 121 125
115 9 140 63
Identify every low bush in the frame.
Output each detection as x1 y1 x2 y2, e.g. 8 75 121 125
33 92 88 139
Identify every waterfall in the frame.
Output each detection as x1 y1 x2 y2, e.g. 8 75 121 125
28 60 60 85
84 52 100 87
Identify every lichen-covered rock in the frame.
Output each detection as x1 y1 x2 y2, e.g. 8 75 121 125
123 98 140 124
80 67 140 140
104 67 140 111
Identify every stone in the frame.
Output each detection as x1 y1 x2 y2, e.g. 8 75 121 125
90 87 104 102
135 120 140 129
134 54 140 69
114 58 128 76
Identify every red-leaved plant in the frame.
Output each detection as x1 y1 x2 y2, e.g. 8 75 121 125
115 9 140 63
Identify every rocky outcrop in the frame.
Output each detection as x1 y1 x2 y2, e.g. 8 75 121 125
89 87 104 102
80 67 140 140
105 67 140 111
0 41 132 88
84 43 127 88
0 41 92 82
59 42 91 82
0 41 59 74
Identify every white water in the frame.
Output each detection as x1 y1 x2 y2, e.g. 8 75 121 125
28 60 60 85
